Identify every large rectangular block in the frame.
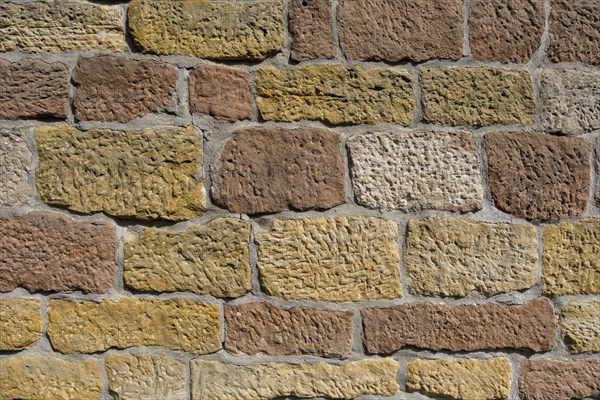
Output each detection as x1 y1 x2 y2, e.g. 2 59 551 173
0 127 33 207
0 298 42 351
520 359 600 400
559 301 600 353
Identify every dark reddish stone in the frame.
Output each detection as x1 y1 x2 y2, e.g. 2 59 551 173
289 0 336 61
520 359 600 400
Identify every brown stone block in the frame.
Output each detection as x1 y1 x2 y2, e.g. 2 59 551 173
520 359 600 400
289 0 336 61
549 0 600 64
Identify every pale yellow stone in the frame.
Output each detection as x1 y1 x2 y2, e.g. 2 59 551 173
406 358 512 400
125 218 251 297
106 354 186 400
256 65 414 125
0 1 124 53
406 217 538 296
128 0 284 60
191 359 399 400
560 301 600 353
0 356 102 400
256 217 402 302
35 125 204 221
0 298 42 351
47 298 221 354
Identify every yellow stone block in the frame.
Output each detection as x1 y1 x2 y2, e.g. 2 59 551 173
0 298 42 351
560 301 600 352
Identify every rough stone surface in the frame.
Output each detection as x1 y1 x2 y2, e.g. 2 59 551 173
405 217 538 297
0 298 42 351
289 0 336 61
486 132 590 221
0 212 117 294
421 67 535 126
128 0 284 60
406 358 512 400
35 125 204 221
106 354 186 400
0 1 124 53
469 0 544 63
0 127 32 207
47 298 221 354
520 359 600 400
597 136 600 208
0 356 102 400
0 59 68 120
348 131 482 212
72 56 178 123
124 218 251 297
189 65 252 122
539 69 600 135
337 0 463 62
363 299 556 353
548 0 600 64
256 65 414 125
212 127 345 214
225 302 353 358
542 218 600 295
256 217 402 302
191 359 400 400
560 301 600 353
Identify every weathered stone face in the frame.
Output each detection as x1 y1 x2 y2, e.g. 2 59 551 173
0 127 33 207
128 0 284 60
35 125 204 221
348 131 482 212
597 136 600 208
211 127 345 214
520 359 600 400
289 0 336 60
559 301 600 353
0 298 42 351
256 217 402 302
124 218 251 297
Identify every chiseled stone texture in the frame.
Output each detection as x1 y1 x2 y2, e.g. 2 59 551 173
597 136 600 208
225 301 353 358
72 56 178 123
128 0 284 60
212 127 345 214
560 301 600 353
47 298 221 354
256 217 402 302
106 354 186 400
35 125 204 221
0 127 33 207
539 69 600 135
0 1 124 53
0 212 117 293
0 59 68 120
486 132 590 221
289 0 336 61
421 67 534 126
337 0 463 62
406 358 512 400
0 298 42 351
256 65 414 125
189 64 252 122
0 356 102 400
520 359 600 400
548 0 600 64
124 218 251 297
543 218 600 295
191 359 400 400
469 0 544 63
363 299 556 353
405 217 538 297
348 131 482 212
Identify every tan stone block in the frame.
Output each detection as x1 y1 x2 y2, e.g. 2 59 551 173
0 127 33 207
0 298 42 351
560 301 600 353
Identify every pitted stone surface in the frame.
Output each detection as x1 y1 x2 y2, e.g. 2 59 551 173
128 0 284 60
212 127 345 214
0 127 33 207
124 218 251 297
405 217 538 297
560 301 600 353
256 217 402 302
542 218 600 295
486 132 590 221
348 131 482 212
191 359 400 400
225 302 353 358
0 298 42 351
289 0 336 60
421 67 534 126
0 212 117 293
256 65 414 125
47 298 221 354
520 359 600 400
363 299 556 353
597 136 600 208
35 125 204 221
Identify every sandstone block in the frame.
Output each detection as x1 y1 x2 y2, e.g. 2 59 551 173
289 0 336 60
597 136 600 208
520 359 600 400
0 298 42 351
0 127 32 207
560 301 600 353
